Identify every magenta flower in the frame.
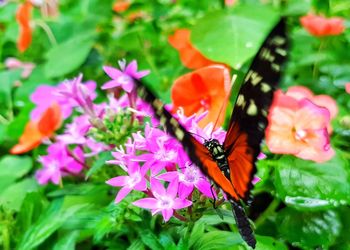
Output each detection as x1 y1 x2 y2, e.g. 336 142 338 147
102 59 150 93
57 115 91 145
133 125 179 174
106 161 148 203
157 150 213 199
133 179 192 222
35 143 85 185
57 74 97 117
30 75 96 120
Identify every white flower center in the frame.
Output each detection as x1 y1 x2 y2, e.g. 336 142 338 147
157 196 174 209
295 129 307 141
118 75 132 85
127 172 141 188
47 160 59 174
154 149 176 162
180 165 199 184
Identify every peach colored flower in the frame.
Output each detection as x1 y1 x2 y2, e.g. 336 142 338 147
16 1 33 52
113 0 130 13
171 65 231 128
285 86 338 132
266 90 334 163
300 14 345 37
346 83 350 94
225 0 236 6
168 29 216 69
10 103 62 154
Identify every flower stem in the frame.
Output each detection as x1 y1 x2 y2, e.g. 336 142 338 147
2 221 10 250
35 20 57 46
254 198 280 229
312 37 328 80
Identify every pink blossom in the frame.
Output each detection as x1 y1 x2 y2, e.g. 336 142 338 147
57 115 91 145
132 124 180 174
132 179 192 222
30 75 96 120
102 59 150 93
266 90 334 163
106 161 148 203
35 143 85 185
346 83 350 94
5 57 35 78
157 150 213 199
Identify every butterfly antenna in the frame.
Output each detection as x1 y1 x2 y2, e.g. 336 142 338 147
210 74 238 137
188 131 207 141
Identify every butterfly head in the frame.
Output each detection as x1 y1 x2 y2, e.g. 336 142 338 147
203 138 221 151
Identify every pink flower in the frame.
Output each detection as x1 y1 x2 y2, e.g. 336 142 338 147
35 143 85 185
30 75 96 120
133 179 192 222
5 57 35 78
266 90 335 163
57 115 91 145
106 161 148 203
102 59 150 93
132 124 179 174
300 14 345 37
346 83 350 94
157 150 213 199
285 86 338 132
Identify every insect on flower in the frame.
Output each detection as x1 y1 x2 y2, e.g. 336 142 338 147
132 19 288 248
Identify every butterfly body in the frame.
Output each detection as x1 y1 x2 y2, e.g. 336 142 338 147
204 139 230 179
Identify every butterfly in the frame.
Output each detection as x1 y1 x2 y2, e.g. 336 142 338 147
134 18 288 249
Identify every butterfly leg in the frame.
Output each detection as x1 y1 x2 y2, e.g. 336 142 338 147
210 184 217 209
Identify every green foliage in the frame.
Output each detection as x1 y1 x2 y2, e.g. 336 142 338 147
0 0 349 249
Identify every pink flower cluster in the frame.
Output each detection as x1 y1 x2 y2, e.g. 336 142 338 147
31 76 108 184
266 86 336 163
106 107 225 221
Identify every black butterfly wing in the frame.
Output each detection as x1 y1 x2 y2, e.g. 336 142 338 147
223 18 288 202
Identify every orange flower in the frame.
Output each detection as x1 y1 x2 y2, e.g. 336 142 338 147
113 0 130 13
10 103 62 154
171 65 231 128
16 1 33 52
300 14 345 37
266 89 334 163
168 29 216 69
346 83 350 94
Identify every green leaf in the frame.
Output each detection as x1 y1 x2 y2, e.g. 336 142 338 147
0 155 32 179
44 33 95 78
127 239 145 250
191 5 279 68
53 231 80 250
192 231 241 250
16 192 48 235
277 208 341 249
137 228 163 250
274 155 350 210
17 199 86 250
0 178 38 211
255 235 288 250
85 151 112 179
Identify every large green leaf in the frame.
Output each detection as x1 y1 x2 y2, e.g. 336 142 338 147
255 235 288 250
277 208 341 249
0 155 32 179
191 5 279 68
192 231 241 250
0 178 38 211
44 33 95 78
53 231 80 250
274 155 350 210
17 199 86 250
